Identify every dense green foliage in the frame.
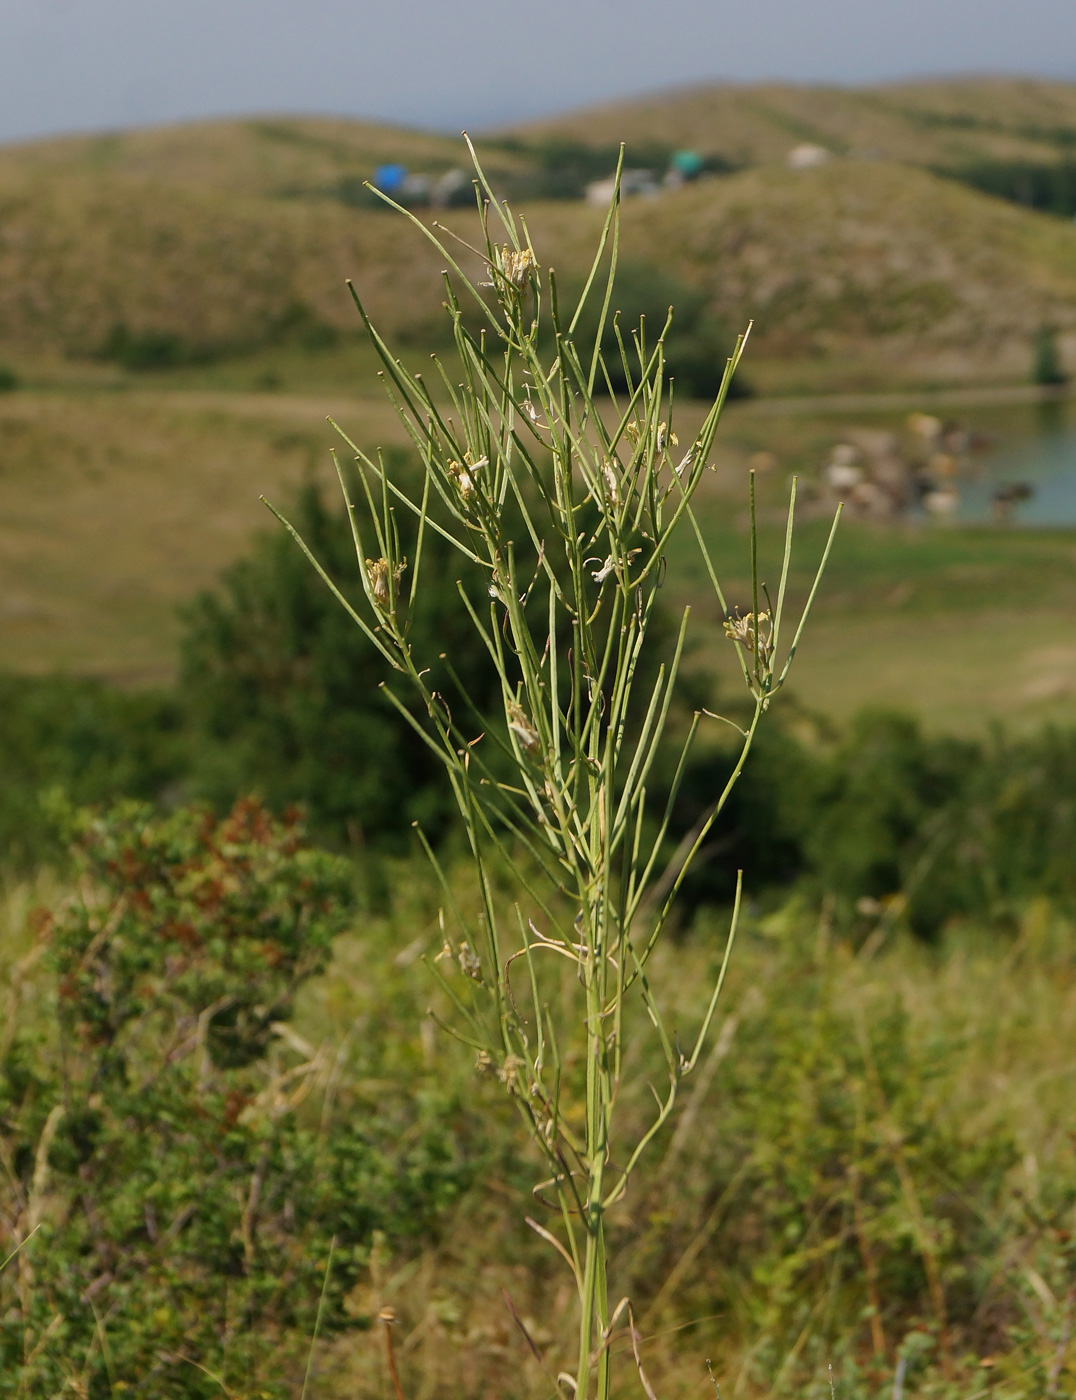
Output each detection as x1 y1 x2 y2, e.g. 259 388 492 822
0 800 470 1397
4 806 1073 1398
12 655 1076 939
0 673 185 869
1032 324 1069 386
178 477 506 849
621 922 1029 1393
944 157 1076 218
100 323 211 372
99 303 341 371
678 709 1076 934
9 494 1076 939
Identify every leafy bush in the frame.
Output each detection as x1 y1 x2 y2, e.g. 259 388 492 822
672 710 1076 935
179 476 691 851
99 322 212 371
179 476 507 850
0 799 469 1398
1032 323 1068 386
266 300 341 351
944 157 1076 218
11 644 1076 940
621 921 1023 1395
0 673 186 872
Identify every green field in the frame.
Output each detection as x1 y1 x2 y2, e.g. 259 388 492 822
2 367 1073 735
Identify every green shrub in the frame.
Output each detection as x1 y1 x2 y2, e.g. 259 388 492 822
267 301 340 351
99 322 211 371
179 477 507 849
671 710 1076 935
0 366 19 392
0 799 469 1397
179 477 691 850
625 922 1021 1393
0 673 187 872
11 644 1076 938
944 157 1076 218
1032 323 1068 386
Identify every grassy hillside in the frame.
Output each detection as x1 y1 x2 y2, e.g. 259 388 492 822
1 160 1074 383
515 158 1076 379
0 118 521 363
0 115 483 201
1 96 1075 382
0 167 456 360
506 75 1076 172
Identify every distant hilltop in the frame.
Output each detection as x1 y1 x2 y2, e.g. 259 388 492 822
1 76 1075 388
503 74 1076 180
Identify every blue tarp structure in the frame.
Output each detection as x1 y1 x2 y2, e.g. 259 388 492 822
373 163 408 194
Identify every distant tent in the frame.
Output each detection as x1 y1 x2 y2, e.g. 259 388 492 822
787 144 830 170
373 164 408 194
671 150 704 179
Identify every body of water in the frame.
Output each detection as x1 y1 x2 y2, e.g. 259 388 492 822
960 401 1076 525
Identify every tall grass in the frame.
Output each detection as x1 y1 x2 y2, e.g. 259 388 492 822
306 888 1076 1399
270 143 838 1396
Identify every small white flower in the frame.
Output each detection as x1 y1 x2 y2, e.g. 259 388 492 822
586 548 641 584
486 245 538 292
498 1054 526 1088
365 556 407 608
507 700 541 754
601 461 620 507
723 610 773 667
656 422 678 454
457 941 482 980
448 454 487 502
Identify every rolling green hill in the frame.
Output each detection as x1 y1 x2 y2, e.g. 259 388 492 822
0 166 452 360
505 75 1076 173
1 86 1076 725
1 83 1075 385
0 115 481 201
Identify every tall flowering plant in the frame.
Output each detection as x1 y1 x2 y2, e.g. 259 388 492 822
269 143 838 1398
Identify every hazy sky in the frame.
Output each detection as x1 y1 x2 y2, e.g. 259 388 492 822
1 0 1075 144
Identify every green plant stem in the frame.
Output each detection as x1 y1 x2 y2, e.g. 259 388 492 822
269 142 835 1393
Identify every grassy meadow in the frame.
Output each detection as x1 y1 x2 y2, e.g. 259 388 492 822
2 369 1074 732
3 79 1076 1399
